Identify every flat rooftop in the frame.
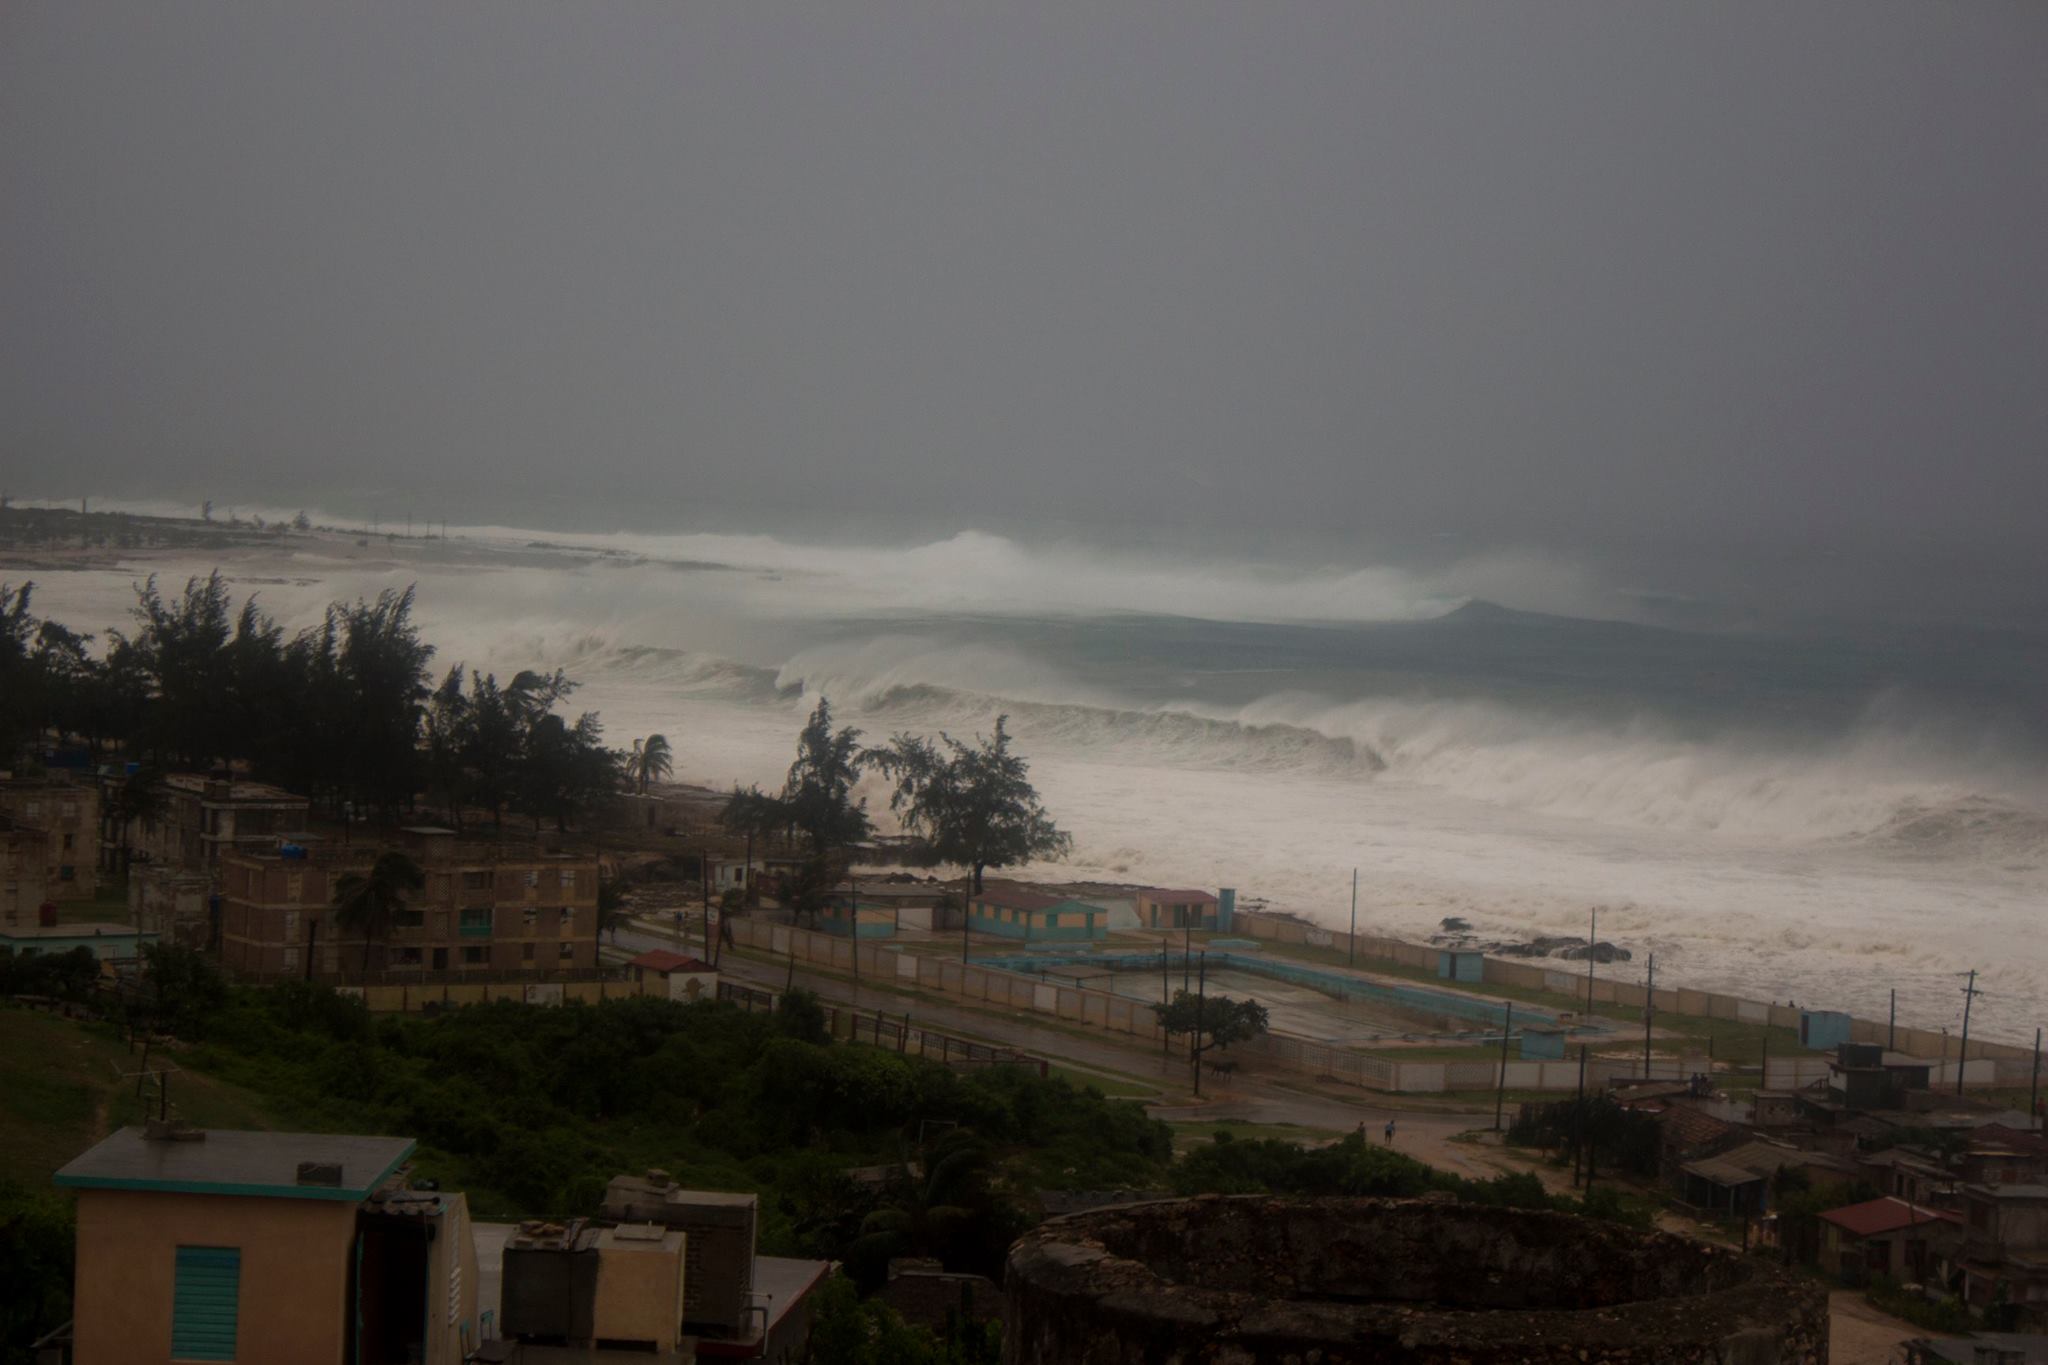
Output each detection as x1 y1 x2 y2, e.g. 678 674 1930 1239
55 1127 415 1202
1 922 147 938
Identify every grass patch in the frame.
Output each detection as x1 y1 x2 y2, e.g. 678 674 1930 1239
1045 1064 1158 1099
1169 1119 1342 1153
0 1008 280 1185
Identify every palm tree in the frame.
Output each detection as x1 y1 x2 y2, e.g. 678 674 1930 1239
112 767 166 877
846 1131 997 1281
634 733 673 794
331 850 425 981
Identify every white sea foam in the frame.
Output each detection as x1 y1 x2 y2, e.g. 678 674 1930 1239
16 529 2046 1039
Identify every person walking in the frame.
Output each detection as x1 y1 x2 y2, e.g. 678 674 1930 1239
1384 1117 1396 1145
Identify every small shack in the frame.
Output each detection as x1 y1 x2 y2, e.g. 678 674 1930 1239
1436 949 1485 984
626 949 719 1003
1817 1196 1960 1285
1799 1009 1854 1051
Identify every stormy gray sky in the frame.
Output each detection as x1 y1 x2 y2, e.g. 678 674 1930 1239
3 4 2045 593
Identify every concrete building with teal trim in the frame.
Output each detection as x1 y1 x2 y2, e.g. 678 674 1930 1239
55 1126 477 1365
0 921 157 961
815 892 899 939
1134 888 1220 931
968 886 1107 941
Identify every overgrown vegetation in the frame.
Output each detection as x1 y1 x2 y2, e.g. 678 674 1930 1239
1169 1130 1651 1226
1505 1094 1662 1179
174 988 1172 1275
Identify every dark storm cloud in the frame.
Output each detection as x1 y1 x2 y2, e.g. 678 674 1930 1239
3 4 2044 584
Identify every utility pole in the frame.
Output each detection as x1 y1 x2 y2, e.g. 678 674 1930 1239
1162 943 1171 1057
1192 951 1207 1098
1493 1001 1514 1131
1761 1030 1770 1092
2030 1027 2041 1133
1643 954 1655 1078
962 891 971 963
1585 908 1597 1018
1889 989 1896 1053
1348 868 1358 967
1183 923 1191 992
1958 970 1981 1096
1572 1043 1588 1186
850 880 860 992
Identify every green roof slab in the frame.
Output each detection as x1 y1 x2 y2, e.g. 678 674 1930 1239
55 1127 415 1202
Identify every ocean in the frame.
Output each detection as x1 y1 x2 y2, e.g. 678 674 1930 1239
17 514 2048 1041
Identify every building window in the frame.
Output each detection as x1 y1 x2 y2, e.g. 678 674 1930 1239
62 832 74 851
522 907 538 932
558 942 575 961
462 946 489 965
461 870 492 890
393 909 424 930
522 943 535 964
59 865 75 881
1045 913 1059 928
389 947 423 967
559 907 576 932
172 1245 241 1361
558 868 576 889
459 908 492 936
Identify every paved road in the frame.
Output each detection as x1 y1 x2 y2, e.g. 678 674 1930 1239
609 919 1494 1168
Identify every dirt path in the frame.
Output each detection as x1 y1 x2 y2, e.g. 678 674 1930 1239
1827 1289 1917 1364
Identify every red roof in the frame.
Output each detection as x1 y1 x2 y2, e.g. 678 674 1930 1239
1819 1197 1959 1239
629 949 713 974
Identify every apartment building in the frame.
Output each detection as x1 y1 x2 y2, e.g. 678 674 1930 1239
218 829 600 981
0 774 98 900
2 811 51 929
133 775 311 873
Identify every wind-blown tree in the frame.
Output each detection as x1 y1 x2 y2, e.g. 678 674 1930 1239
128 572 238 770
336 587 434 819
0 581 41 764
719 784 787 908
869 716 1071 894
461 672 524 829
516 711 622 833
631 734 673 795
1152 991 1270 1090
422 665 472 829
782 698 871 854
331 850 426 981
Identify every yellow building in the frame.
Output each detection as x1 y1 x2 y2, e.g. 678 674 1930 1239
56 1125 477 1365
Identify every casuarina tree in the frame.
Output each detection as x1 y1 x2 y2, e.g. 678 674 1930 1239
869 716 1071 894
782 698 870 854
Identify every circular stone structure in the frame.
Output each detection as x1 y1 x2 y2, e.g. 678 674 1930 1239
1005 1195 1827 1364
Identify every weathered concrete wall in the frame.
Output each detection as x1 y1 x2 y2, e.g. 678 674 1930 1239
1005 1196 1827 1364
